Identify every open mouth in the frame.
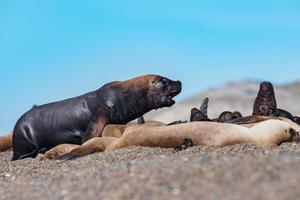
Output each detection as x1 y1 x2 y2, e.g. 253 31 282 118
167 88 181 103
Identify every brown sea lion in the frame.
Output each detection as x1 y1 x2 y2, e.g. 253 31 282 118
0 132 13 151
12 74 181 160
54 119 299 160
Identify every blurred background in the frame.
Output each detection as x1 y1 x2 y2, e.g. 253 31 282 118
1 0 300 133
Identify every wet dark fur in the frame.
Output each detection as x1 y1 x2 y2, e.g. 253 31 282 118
12 75 181 160
190 98 242 123
253 81 294 121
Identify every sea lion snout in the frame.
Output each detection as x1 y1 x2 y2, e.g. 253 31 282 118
149 76 182 108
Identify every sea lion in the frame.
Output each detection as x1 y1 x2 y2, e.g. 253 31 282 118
217 111 242 123
253 81 294 121
12 74 182 160
54 119 299 160
190 98 242 123
0 132 13 151
190 97 210 122
253 81 277 116
42 120 166 160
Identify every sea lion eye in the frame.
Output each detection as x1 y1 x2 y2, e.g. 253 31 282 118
161 78 167 84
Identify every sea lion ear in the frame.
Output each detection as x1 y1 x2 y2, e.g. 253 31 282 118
153 81 163 88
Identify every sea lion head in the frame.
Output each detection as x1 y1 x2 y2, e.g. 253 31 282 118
259 81 274 95
147 75 182 109
190 108 207 122
218 111 243 122
293 116 300 125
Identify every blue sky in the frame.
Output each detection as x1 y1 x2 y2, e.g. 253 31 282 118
1 0 300 133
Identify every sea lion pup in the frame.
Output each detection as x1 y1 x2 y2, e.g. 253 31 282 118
12 74 182 160
0 132 13 151
55 119 298 160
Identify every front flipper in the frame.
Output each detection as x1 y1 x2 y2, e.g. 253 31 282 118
57 137 117 161
41 144 80 160
81 106 111 143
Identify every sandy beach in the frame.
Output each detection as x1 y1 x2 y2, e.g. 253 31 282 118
1 143 299 200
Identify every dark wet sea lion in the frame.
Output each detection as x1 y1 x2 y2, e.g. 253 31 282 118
190 97 242 123
252 81 294 121
12 74 182 160
217 111 243 123
253 81 277 116
190 97 210 122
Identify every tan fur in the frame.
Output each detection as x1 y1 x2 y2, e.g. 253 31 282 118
42 121 165 160
41 144 80 160
238 116 300 131
42 119 298 160
102 121 165 138
106 120 294 150
0 132 13 151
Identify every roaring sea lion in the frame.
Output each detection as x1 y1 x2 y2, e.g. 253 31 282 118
12 74 182 160
52 119 299 160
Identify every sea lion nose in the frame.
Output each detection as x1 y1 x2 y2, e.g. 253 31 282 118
176 81 182 90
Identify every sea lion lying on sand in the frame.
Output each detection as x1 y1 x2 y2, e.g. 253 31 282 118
190 97 243 122
42 118 300 160
11 74 182 160
42 120 165 160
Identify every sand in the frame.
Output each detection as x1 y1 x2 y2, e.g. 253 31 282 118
1 143 300 200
